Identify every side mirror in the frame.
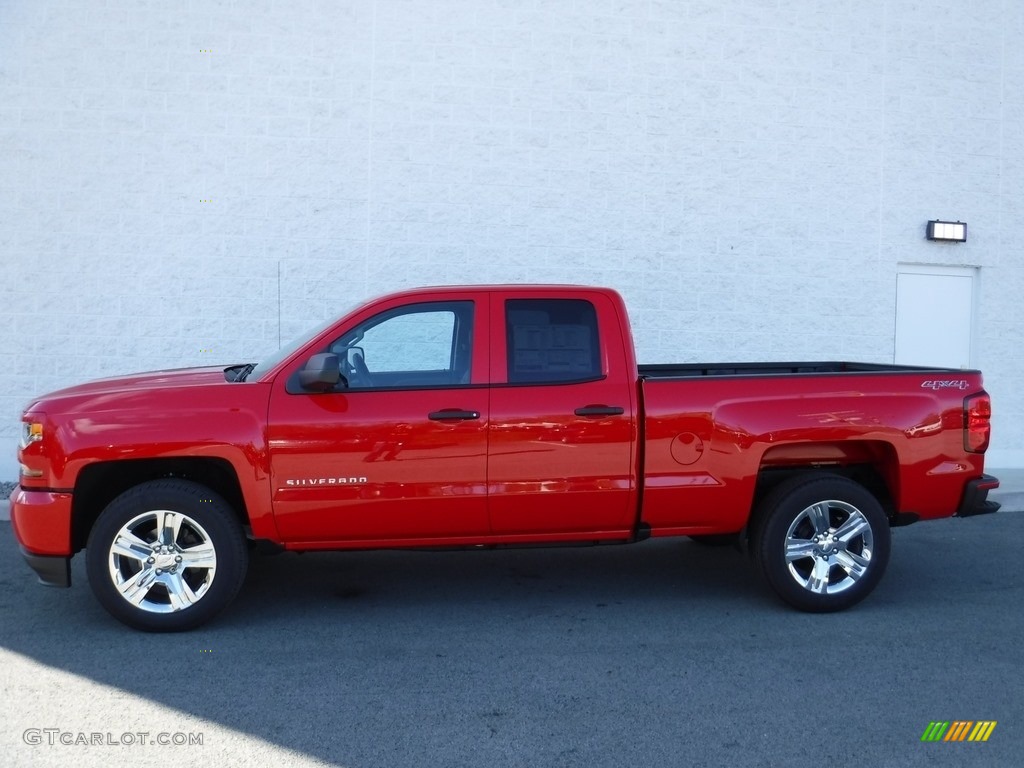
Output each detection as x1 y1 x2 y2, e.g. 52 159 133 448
299 353 344 392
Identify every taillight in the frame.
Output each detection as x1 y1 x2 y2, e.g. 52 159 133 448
964 392 992 453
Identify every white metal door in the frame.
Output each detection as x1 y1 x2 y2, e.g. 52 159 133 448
894 265 976 369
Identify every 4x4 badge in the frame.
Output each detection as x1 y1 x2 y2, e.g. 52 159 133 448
921 380 969 390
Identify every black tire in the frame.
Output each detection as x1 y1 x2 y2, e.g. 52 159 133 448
752 474 890 612
86 479 248 631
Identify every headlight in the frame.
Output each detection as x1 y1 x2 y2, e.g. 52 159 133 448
20 421 43 449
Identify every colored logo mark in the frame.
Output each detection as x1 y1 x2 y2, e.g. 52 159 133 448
921 721 997 742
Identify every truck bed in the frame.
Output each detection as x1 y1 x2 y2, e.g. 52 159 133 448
638 361 968 379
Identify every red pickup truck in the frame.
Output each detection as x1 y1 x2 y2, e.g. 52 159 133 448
11 285 999 630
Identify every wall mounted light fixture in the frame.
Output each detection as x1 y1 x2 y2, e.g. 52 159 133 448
926 220 967 242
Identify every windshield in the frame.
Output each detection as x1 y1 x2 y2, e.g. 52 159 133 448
247 304 359 382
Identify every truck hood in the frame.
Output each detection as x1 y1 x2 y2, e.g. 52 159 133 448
25 366 244 411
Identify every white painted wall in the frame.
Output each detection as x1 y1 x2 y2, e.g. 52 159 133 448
1 0 1023 478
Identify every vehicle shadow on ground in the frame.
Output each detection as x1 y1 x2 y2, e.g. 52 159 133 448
1 517 1022 767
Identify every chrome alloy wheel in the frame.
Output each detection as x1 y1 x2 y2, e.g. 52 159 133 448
783 499 874 595
107 510 218 613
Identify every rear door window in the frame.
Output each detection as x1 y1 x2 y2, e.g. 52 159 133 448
505 299 601 384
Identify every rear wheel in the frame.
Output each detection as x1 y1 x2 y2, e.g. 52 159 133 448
86 479 248 631
753 474 890 612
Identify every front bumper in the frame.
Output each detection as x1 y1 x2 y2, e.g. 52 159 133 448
20 547 71 587
955 474 1001 518
9 487 74 587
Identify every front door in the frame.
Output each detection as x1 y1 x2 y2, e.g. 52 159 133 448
267 296 490 544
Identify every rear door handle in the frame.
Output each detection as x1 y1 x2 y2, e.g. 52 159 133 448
429 409 481 421
574 405 625 417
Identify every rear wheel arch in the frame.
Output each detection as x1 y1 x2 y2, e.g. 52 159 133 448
751 458 898 531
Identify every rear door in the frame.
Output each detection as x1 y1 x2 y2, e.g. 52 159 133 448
486 290 637 537
267 293 490 544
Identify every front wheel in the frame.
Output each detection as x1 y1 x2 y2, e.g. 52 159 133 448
753 474 890 612
86 479 248 631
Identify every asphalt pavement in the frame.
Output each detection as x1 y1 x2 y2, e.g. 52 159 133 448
1 472 1022 767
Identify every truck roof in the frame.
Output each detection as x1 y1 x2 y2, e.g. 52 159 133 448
379 284 620 295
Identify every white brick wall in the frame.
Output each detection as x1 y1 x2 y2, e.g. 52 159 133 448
1 0 1023 477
